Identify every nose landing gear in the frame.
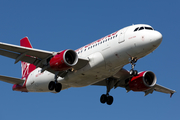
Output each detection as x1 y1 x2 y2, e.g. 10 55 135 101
129 57 138 76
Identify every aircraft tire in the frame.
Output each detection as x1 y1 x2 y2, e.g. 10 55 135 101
106 96 113 105
130 69 134 76
134 70 138 76
130 69 138 76
48 81 55 90
55 83 62 93
100 94 107 104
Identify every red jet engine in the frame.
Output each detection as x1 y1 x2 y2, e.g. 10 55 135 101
49 49 78 71
128 71 157 91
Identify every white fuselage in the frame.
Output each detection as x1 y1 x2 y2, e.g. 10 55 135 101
26 24 162 92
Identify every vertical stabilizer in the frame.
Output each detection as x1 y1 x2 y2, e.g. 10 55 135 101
20 37 36 79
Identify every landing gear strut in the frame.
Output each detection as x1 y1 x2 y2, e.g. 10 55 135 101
129 57 138 76
48 73 62 93
100 78 115 105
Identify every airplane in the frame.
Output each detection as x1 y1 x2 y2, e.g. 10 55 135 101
0 24 176 105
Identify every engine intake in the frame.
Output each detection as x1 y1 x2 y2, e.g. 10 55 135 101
49 49 78 71
128 71 157 91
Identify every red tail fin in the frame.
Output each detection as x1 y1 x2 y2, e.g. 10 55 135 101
20 37 36 79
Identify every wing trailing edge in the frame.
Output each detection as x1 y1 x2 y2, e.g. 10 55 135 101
154 84 176 97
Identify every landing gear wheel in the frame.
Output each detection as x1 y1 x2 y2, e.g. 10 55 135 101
130 69 134 76
48 72 62 93
48 81 55 91
134 70 138 76
100 94 114 105
107 96 113 105
100 94 107 104
55 83 62 93
48 81 62 92
130 69 138 76
100 78 115 105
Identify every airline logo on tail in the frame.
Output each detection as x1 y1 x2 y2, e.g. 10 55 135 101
21 61 30 79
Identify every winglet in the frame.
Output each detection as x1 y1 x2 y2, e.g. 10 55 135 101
170 93 174 98
20 37 33 48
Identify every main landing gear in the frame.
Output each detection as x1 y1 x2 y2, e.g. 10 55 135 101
48 73 62 93
100 78 115 105
129 57 138 76
100 94 114 105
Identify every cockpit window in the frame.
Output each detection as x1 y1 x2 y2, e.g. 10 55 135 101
145 27 153 30
139 27 144 30
134 27 139 32
134 26 154 32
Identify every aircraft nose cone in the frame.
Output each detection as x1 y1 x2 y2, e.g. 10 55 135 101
151 31 163 46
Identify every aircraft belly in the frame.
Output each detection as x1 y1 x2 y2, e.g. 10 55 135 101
64 71 107 87
64 63 109 87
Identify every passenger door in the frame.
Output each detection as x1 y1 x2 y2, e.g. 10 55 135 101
118 28 128 44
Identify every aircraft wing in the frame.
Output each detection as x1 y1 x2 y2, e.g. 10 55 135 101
0 41 89 76
92 68 176 97
93 79 176 97
0 75 24 85
154 84 176 96
0 41 53 60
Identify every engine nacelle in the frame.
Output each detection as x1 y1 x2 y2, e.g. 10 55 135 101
128 71 157 91
49 49 78 71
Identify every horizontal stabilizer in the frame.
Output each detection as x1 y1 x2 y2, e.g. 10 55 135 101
0 75 24 85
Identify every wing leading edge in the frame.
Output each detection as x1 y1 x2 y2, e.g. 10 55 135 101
0 37 89 77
